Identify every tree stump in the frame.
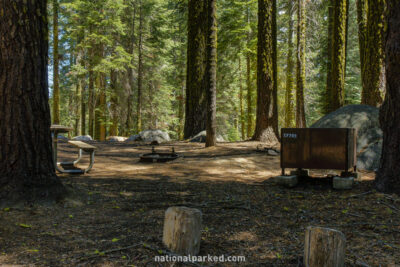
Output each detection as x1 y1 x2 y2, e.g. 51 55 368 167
304 226 346 267
162 206 202 255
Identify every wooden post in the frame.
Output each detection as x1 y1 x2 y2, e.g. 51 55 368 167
162 206 202 255
304 226 346 267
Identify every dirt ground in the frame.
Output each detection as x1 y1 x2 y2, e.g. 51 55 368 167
0 141 399 266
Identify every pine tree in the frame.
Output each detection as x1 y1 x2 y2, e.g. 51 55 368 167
329 0 348 112
253 0 278 143
0 0 66 200
184 0 208 138
360 0 385 106
375 0 400 194
284 0 295 128
205 0 217 147
296 0 306 128
52 0 60 124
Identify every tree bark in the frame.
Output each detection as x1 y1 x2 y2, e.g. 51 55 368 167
137 0 143 133
253 0 279 143
184 0 208 139
246 4 254 138
0 0 65 201
52 0 60 124
205 0 217 147
285 0 295 128
375 0 400 194
239 57 245 140
329 0 348 112
361 0 385 106
110 70 119 136
325 0 334 114
296 0 307 128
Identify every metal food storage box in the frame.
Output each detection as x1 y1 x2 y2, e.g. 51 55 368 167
280 128 357 175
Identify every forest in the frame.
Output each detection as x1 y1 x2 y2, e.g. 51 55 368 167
47 0 382 141
1 0 400 266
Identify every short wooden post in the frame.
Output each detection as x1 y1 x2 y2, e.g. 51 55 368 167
162 206 202 255
304 226 346 267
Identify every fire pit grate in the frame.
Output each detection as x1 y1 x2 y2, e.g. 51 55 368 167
139 147 179 163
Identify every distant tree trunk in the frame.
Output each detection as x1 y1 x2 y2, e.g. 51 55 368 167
361 0 385 106
324 0 334 114
88 46 95 137
74 82 81 136
253 0 279 143
205 0 217 147
177 23 186 140
95 73 106 141
239 57 245 140
375 0 400 194
272 0 279 137
52 0 60 124
81 80 86 135
110 70 119 136
0 0 65 201
184 0 207 139
296 0 307 128
137 0 143 133
74 33 84 137
246 4 254 138
329 0 348 112
284 0 295 128
356 0 367 79
124 2 135 136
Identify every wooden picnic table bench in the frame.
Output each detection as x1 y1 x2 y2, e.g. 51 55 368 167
50 125 97 174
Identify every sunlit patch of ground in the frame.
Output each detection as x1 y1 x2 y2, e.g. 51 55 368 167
0 141 398 266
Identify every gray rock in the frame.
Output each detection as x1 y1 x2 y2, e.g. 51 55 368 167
357 140 382 171
135 130 170 143
126 134 141 142
107 136 128 142
72 135 93 141
189 130 225 143
311 104 382 171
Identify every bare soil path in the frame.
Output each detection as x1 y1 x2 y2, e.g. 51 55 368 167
0 141 398 266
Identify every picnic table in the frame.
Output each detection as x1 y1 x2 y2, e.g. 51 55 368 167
50 125 96 174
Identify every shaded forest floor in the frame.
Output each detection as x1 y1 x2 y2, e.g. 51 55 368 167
0 141 399 266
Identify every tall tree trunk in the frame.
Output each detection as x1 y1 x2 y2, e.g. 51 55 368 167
375 0 400 194
88 40 95 137
325 0 334 114
0 0 65 201
239 57 245 140
246 3 254 138
296 0 307 128
329 0 348 112
253 0 279 143
272 0 279 137
52 0 60 124
356 0 367 80
137 0 143 133
361 0 385 106
95 73 106 141
284 0 295 128
205 0 217 147
81 80 86 135
110 70 119 136
74 33 84 137
177 23 186 141
184 0 208 139
124 1 135 136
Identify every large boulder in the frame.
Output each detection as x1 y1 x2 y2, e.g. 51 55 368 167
107 136 128 142
72 135 93 141
311 104 382 171
189 130 225 143
126 130 170 143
